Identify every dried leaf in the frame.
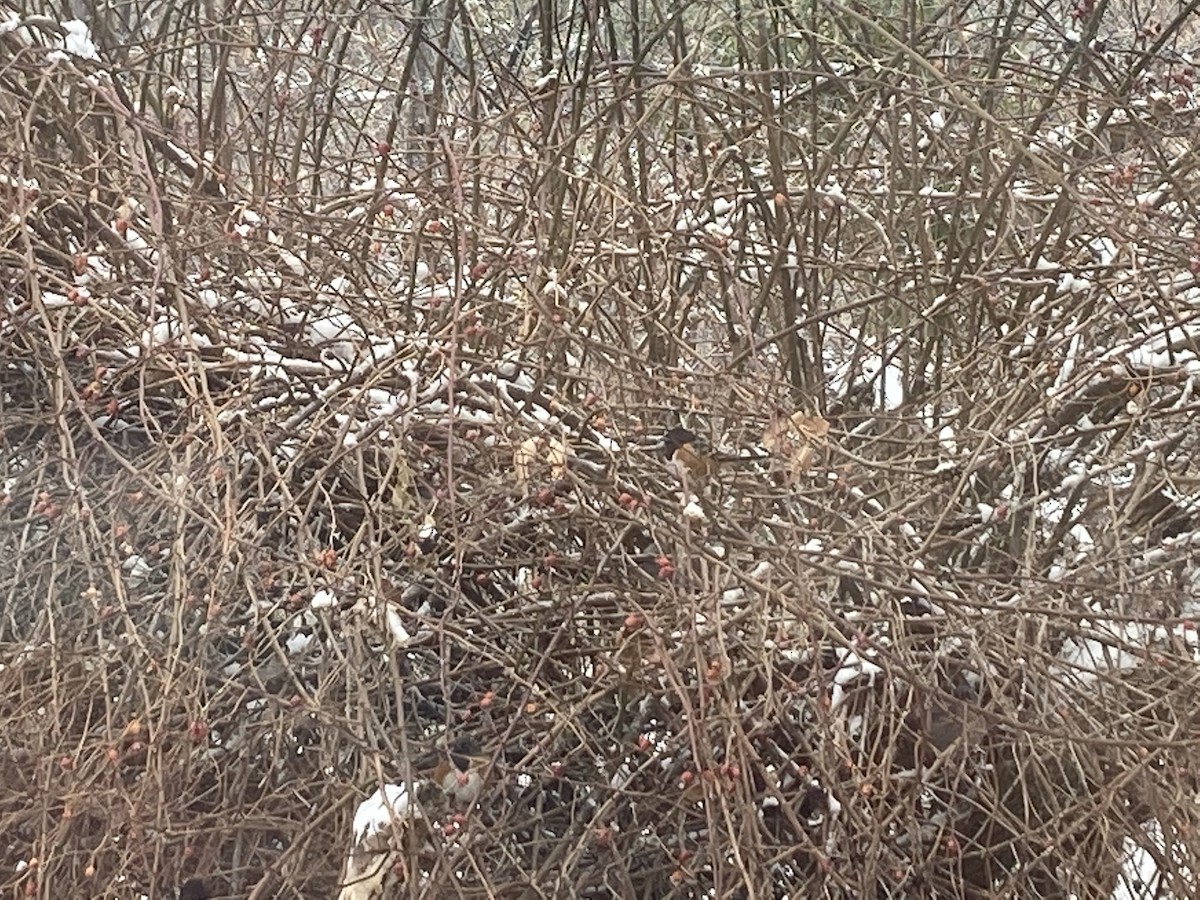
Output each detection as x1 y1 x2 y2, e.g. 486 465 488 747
761 417 789 453
513 437 539 487
762 411 830 451
791 444 814 475
516 286 536 339
790 412 830 440
763 411 830 483
545 436 571 479
388 436 413 514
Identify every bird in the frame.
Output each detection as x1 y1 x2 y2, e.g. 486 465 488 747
662 426 718 482
413 736 488 810
662 426 768 484
178 879 210 900
336 739 490 898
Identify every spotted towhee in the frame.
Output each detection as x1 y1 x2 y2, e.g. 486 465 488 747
663 426 772 479
662 426 718 482
413 736 487 809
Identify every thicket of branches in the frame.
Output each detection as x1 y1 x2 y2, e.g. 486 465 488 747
2 0 1200 897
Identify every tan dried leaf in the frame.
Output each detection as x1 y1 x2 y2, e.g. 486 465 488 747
388 437 413 514
790 412 830 440
516 286 536 339
791 444 814 478
763 411 829 483
762 411 830 452
545 436 571 479
513 436 539 488
761 417 789 453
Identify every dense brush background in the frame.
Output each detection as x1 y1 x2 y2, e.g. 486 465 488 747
2 0 1200 896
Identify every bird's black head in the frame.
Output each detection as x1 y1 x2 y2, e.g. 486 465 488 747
662 426 699 459
446 735 483 770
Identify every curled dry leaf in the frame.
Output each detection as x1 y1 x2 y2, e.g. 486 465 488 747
387 435 413 514
792 412 830 441
513 437 539 488
513 435 573 489
762 411 830 483
762 410 830 450
545 435 571 479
